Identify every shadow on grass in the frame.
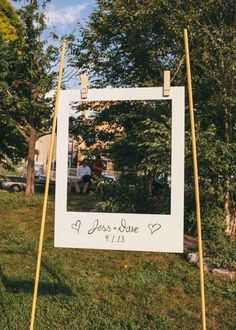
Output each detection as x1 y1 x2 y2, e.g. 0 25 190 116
67 193 99 212
0 261 74 296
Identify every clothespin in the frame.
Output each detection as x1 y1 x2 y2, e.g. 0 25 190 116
163 70 170 97
80 73 89 99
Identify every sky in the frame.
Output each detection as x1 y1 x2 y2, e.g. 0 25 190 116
10 0 97 88
44 0 97 88
11 0 96 34
45 0 96 33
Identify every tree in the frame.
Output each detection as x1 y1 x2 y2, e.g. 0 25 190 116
0 0 22 41
0 1 28 165
72 0 235 235
0 0 58 195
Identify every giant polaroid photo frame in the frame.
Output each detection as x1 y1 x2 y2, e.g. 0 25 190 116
55 87 185 252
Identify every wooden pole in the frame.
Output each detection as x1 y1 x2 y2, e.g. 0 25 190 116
29 40 67 330
183 29 207 330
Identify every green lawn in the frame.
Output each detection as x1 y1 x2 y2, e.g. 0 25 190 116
67 192 99 212
0 192 235 329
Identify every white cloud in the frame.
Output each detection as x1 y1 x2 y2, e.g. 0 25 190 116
45 4 88 27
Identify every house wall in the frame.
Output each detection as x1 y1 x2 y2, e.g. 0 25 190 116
35 134 57 173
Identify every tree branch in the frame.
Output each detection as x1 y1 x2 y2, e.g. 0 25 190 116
15 125 30 142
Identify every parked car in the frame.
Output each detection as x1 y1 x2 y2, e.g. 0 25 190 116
34 161 44 177
0 175 26 193
100 174 116 184
35 174 55 184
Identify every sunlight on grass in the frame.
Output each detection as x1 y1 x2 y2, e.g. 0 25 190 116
0 192 235 329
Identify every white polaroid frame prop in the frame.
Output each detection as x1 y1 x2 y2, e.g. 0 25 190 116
55 87 185 252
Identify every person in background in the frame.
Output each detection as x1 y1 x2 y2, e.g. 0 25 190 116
93 155 106 192
93 155 106 178
75 159 91 194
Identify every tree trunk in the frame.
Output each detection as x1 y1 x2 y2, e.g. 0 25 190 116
224 192 236 238
25 126 37 195
223 59 235 237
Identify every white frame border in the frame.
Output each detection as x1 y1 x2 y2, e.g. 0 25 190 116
55 87 185 252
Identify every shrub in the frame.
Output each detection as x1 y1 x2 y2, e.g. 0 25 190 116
97 174 170 214
185 199 236 270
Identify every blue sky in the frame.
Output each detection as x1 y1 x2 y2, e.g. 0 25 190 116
45 0 96 31
11 0 96 34
11 0 97 88
44 1 97 88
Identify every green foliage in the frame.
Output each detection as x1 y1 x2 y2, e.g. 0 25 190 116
72 0 236 236
70 99 172 219
0 165 17 176
97 174 170 214
71 99 171 178
0 0 22 41
0 2 27 163
0 0 60 194
0 120 27 164
0 0 58 166
185 205 225 241
208 240 236 270
185 200 236 270
4 0 57 131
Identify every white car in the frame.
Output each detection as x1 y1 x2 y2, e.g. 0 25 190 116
0 176 26 192
100 174 116 184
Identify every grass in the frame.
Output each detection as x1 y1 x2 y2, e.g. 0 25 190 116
67 192 98 212
0 191 235 329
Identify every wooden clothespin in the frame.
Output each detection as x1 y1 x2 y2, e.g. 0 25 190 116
80 73 89 99
163 70 170 97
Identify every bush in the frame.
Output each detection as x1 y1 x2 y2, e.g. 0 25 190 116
185 206 225 242
208 239 236 270
97 174 170 214
185 200 236 270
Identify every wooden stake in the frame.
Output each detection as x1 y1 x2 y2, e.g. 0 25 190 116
184 29 207 330
29 40 67 330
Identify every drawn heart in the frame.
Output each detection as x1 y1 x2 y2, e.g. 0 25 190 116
71 220 81 234
148 223 161 235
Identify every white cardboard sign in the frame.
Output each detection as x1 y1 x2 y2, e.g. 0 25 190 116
55 87 185 252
